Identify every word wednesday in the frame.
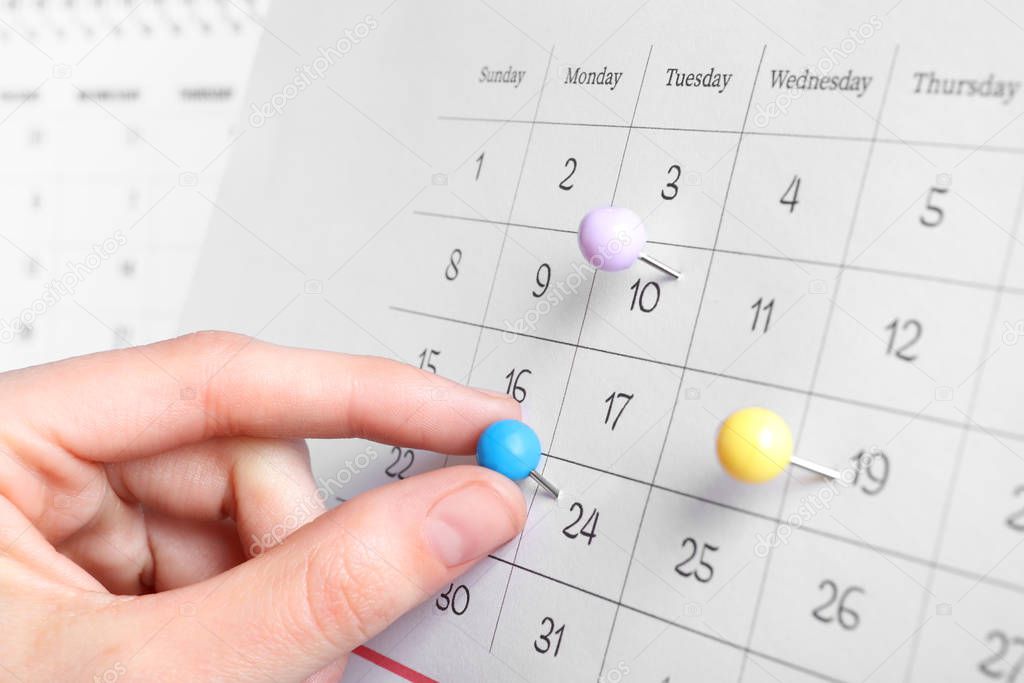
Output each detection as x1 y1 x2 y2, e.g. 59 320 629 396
479 66 526 88
664 67 733 93
912 72 1020 104
770 68 873 97
564 66 623 91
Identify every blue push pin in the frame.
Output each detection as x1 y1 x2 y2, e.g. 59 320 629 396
477 419 562 499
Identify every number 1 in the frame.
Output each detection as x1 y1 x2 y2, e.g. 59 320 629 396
474 151 485 181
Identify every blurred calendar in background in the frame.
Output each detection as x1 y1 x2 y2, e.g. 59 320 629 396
0 0 267 371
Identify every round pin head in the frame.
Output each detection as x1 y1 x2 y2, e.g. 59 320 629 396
578 206 647 271
476 419 542 481
716 407 793 483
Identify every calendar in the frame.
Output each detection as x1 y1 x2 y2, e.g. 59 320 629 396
0 0 267 371
181 1 1024 681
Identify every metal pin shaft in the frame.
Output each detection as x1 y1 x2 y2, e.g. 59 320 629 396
638 253 681 279
791 456 840 480
529 470 562 499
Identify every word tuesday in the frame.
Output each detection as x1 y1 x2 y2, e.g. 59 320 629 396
664 67 733 93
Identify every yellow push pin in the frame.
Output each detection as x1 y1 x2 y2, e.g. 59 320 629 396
716 407 838 483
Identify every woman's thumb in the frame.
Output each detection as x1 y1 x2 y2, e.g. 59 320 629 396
92 466 525 681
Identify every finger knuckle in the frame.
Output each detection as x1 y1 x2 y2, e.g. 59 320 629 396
179 330 252 358
176 331 254 437
244 437 310 467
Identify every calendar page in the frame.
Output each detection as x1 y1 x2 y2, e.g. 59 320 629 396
182 2 1024 681
0 0 267 371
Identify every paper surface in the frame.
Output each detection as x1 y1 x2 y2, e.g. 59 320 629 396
181 2 1024 681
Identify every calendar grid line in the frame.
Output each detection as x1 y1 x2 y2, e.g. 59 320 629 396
538 450 1024 599
412 209 1024 296
598 43 769 679
483 554 846 683
609 47 654 205
462 47 554 389
738 45 901 683
438 114 1024 158
593 42 661 678
389 305 1024 445
903 93 1024 681
461 43 556 654
488 43 657 663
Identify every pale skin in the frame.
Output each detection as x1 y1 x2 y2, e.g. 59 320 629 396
0 331 526 681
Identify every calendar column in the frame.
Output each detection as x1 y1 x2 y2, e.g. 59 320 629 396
597 40 779 682
880 45 1024 683
0 87 55 370
700 43 918 682
392 53 550 386
483 42 668 681
734 44 927 681
747 43 1024 682
326 40 556 501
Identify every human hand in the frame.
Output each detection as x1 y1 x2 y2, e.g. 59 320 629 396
0 331 525 681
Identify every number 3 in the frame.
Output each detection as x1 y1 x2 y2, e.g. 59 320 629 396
661 164 681 200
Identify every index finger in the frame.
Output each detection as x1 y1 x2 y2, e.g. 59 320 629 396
2 331 519 461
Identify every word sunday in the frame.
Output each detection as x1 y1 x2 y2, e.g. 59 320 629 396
479 65 526 88
770 68 873 97
564 66 623 91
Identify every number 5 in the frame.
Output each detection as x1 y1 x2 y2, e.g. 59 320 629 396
920 186 948 228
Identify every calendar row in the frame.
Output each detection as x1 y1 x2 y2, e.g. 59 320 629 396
452 20 1024 149
0 101 248 174
397 215 1023 438
313 319 1024 629
315 432 1024 683
419 121 1024 291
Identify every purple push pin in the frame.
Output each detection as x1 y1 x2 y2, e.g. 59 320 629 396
578 206 681 279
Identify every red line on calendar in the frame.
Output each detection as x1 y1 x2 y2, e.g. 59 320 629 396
352 645 438 683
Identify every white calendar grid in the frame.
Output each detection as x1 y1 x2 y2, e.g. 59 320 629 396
369 37 1024 683
24 2 1024 681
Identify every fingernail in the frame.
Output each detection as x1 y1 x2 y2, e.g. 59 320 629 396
423 483 520 567
473 387 522 421
474 387 511 401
